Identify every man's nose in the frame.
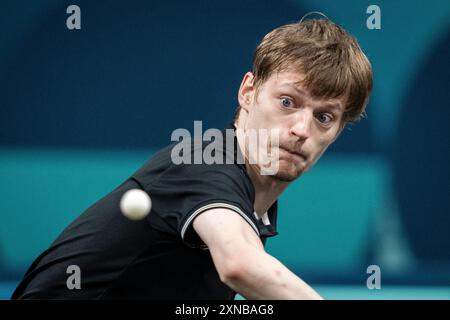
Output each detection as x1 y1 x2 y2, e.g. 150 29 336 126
290 111 312 141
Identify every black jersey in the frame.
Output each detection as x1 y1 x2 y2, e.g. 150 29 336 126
12 123 278 299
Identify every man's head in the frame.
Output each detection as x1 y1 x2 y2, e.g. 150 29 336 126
235 18 373 182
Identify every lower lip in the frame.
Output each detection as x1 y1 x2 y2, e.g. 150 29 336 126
279 148 303 161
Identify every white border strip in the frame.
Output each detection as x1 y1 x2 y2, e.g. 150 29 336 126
181 202 260 240
261 212 271 226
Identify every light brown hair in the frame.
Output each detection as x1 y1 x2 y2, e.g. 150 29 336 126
235 18 373 123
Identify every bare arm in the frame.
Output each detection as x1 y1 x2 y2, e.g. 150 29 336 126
193 208 323 300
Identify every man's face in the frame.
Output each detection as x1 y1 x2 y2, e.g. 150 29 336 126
238 70 346 182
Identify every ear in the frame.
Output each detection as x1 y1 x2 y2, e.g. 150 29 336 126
238 72 256 112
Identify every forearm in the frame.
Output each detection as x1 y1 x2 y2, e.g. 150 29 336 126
193 208 323 299
223 249 323 300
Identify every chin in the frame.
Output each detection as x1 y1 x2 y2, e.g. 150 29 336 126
270 162 305 182
273 171 302 182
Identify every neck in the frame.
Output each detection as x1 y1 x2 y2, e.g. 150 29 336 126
245 163 288 217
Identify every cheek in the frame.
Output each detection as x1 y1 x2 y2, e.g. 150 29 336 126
309 133 335 158
250 100 276 126
315 124 340 145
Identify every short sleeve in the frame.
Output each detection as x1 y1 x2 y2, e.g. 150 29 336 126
139 162 259 248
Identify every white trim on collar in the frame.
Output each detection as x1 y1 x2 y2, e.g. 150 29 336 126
254 211 271 226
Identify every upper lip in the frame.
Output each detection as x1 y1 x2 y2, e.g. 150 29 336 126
280 147 306 159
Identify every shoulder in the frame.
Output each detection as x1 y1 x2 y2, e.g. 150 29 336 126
132 130 251 196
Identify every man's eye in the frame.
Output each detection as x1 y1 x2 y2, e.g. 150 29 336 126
317 113 333 124
280 97 293 108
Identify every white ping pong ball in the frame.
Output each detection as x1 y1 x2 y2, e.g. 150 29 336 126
120 189 152 221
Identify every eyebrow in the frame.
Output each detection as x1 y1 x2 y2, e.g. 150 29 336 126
279 83 342 111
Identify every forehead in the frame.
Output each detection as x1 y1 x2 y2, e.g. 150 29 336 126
263 70 346 110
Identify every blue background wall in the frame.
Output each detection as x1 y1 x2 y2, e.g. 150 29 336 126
1 0 449 298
